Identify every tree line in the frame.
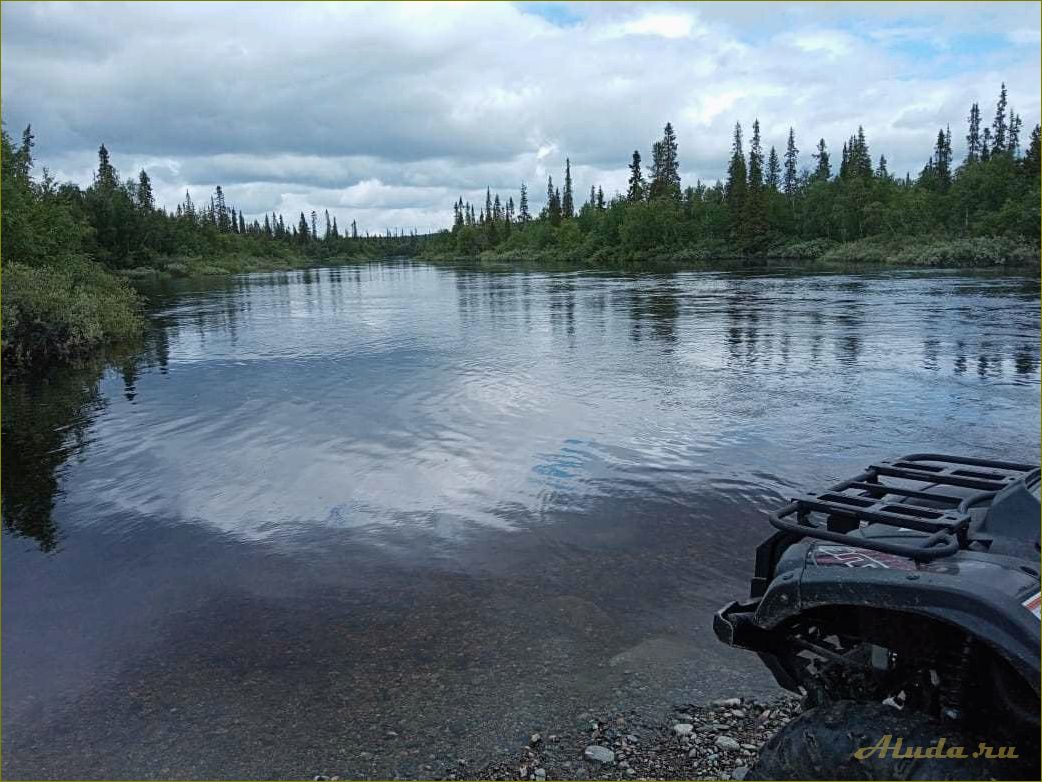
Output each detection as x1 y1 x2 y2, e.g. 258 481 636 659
429 84 1040 264
0 127 416 272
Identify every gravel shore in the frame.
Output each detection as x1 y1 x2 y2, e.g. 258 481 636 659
439 694 801 781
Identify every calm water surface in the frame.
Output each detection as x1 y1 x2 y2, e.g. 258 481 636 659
3 262 1039 779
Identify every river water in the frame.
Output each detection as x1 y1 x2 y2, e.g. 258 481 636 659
2 262 1039 779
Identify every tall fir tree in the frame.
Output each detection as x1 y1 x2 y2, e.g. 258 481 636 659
766 146 781 191
96 143 118 190
562 158 574 218
965 102 982 163
648 122 681 200
214 186 230 232
518 181 531 226
783 128 799 198
812 138 831 181
724 122 747 213
1009 111 1022 155
627 150 646 201
136 169 154 210
992 82 1008 152
747 119 764 191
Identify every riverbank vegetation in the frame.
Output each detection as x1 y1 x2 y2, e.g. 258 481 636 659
1 126 416 371
424 85 1040 268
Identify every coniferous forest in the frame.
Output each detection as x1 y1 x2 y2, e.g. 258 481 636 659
425 84 1041 267
2 84 1039 372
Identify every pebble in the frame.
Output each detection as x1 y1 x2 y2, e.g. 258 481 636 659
583 745 616 764
452 693 800 780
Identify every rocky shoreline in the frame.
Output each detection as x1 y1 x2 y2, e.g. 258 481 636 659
314 695 800 781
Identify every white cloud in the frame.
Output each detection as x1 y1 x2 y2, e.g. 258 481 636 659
788 30 857 58
605 12 699 40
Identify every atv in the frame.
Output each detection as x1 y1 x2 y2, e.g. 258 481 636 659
714 453 1040 780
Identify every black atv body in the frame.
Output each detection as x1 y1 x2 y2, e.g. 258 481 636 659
714 454 1040 777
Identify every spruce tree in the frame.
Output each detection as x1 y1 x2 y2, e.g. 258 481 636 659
933 128 951 190
783 128 799 198
965 102 981 163
96 143 118 190
589 185 596 207
214 186 230 232
1009 111 1022 155
562 158 574 218
992 82 1008 152
766 146 781 191
875 155 889 179
351 219 358 238
724 122 747 213
626 150 646 201
982 127 992 162
854 126 872 180
747 119 764 190
812 139 831 181
648 122 680 200
742 119 768 251
136 169 154 210
596 186 605 209
324 209 332 240
518 182 530 226
298 212 310 243
310 210 318 240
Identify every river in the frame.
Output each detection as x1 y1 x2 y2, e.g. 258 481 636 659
2 262 1039 779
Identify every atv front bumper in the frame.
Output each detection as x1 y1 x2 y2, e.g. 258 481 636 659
714 598 801 692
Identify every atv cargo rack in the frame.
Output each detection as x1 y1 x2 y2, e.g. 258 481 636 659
768 453 1040 561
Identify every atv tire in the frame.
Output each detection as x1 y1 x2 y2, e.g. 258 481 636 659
748 700 1029 780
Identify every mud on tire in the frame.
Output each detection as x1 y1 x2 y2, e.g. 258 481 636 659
748 700 1035 781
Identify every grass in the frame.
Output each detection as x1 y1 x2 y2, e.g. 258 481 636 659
115 249 328 281
423 235 1040 270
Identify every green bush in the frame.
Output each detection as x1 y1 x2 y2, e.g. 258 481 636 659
1 260 144 370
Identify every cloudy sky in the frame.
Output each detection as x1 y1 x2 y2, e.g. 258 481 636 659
2 1 1039 234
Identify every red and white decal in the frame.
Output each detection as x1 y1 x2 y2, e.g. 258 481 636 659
1022 592 1041 620
810 544 916 571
